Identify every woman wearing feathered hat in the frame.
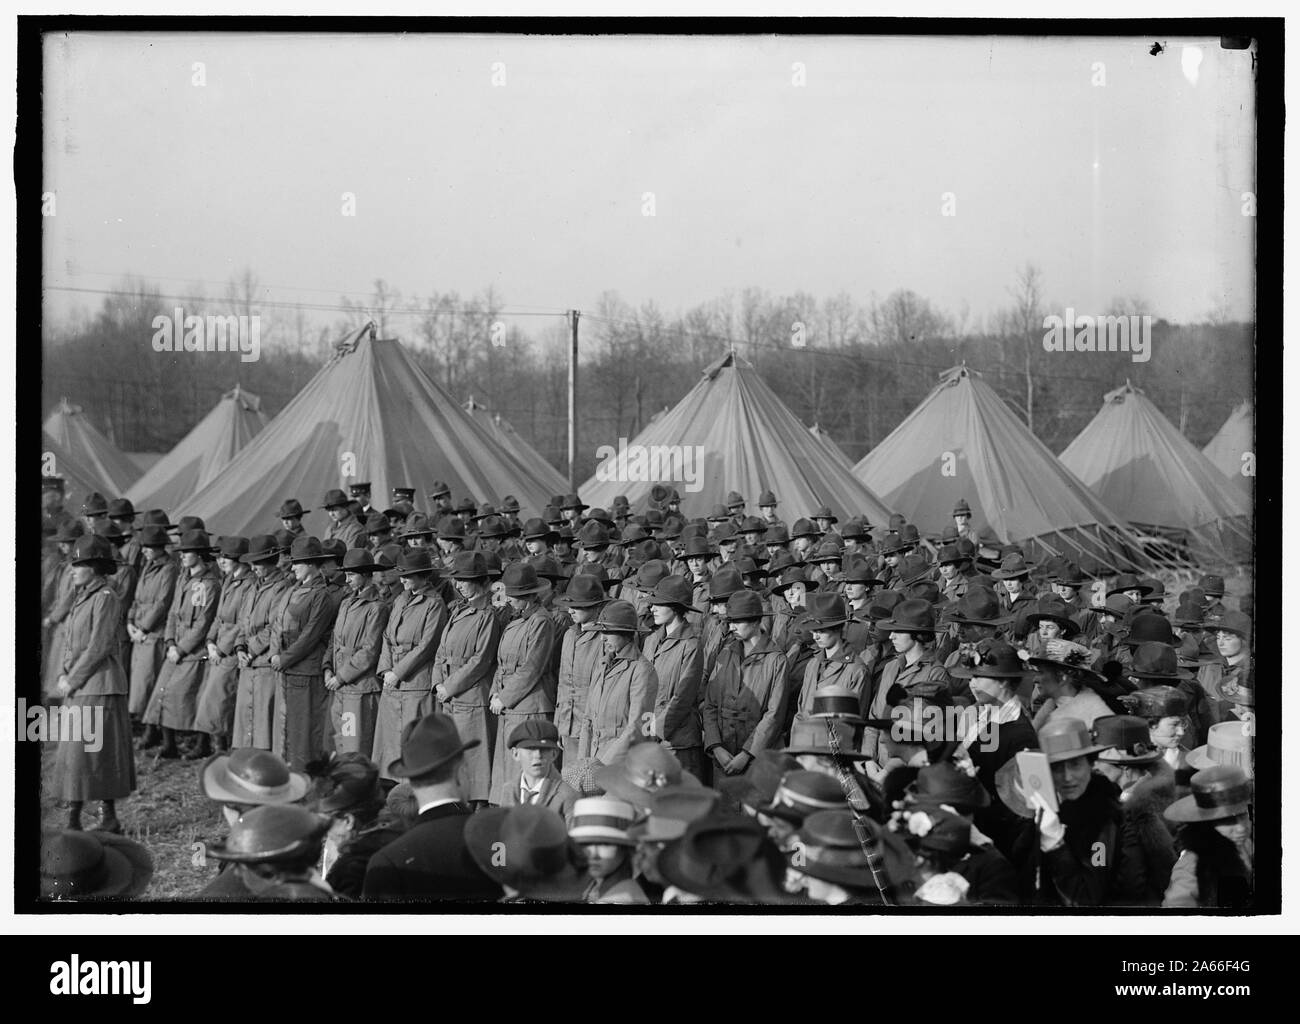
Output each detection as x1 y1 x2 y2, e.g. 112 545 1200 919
54 535 137 833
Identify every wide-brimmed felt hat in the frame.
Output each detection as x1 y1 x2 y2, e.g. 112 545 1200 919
1024 597 1081 638
527 554 566 581
79 491 109 516
757 770 848 824
364 512 393 535
793 810 916 891
1051 563 1092 588
465 805 586 900
804 591 849 629
764 523 791 545
1127 641 1193 681
137 524 172 549
1210 611 1252 640
1164 766 1253 824
626 786 720 843
738 516 768 537
1112 573 1152 596
521 517 558 543
105 497 139 519
555 573 606 608
395 548 438 577
285 536 329 564
992 553 1033 580
276 498 310 519
945 588 1013 626
594 742 701 808
706 566 745 602
809 541 844 565
201 748 311 805
321 488 350 510
1026 648 1106 686
53 520 85 544
139 508 175 529
339 548 380 573
948 639 1030 679
842 557 883 585
41 830 154 900
1187 721 1253 776
436 518 466 542
1198 574 1226 598
69 535 116 568
649 575 694 610
910 761 991 811
471 502 498 522
1120 684 1190 719
878 533 913 556
769 565 818 597
207 804 330 863
1101 593 1136 619
559 493 589 512
725 590 764 622
388 713 480 779
656 812 789 903
174 515 207 534
213 535 250 561
807 684 867 726
1038 717 1108 764
789 517 821 541
476 515 509 539
876 598 936 634
936 544 971 567
499 562 543 597
633 559 671 592
575 521 612 551
240 534 281 563
951 498 973 517
809 504 838 524
592 599 640 634
781 716 872 760
175 529 215 554
1093 715 1162 765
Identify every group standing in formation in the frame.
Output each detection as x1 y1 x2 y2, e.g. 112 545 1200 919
39 477 1254 906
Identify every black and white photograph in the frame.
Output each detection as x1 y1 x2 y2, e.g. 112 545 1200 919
15 11 1281 948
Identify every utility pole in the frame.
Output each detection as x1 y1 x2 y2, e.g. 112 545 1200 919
568 310 580 490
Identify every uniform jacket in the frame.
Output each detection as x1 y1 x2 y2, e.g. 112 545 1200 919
326 516 366 549
164 563 222 661
432 594 500 704
325 584 391 692
361 803 500 902
206 568 256 657
129 557 177 637
795 644 869 719
236 569 295 667
61 576 127 696
270 574 335 677
378 583 448 690
642 620 704 749
702 631 789 756
581 644 658 757
491 605 556 713
555 622 604 737
861 647 954 762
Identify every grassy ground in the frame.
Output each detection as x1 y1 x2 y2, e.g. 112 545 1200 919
41 742 229 899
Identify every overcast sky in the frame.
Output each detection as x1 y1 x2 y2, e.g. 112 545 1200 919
43 32 1256 333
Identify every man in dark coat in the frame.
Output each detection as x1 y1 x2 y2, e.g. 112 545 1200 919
362 714 500 902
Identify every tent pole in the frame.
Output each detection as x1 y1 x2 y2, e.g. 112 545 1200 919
568 310 580 491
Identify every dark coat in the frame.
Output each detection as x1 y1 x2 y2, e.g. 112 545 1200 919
1010 773 1133 907
326 823 406 900
1113 763 1178 906
361 803 500 902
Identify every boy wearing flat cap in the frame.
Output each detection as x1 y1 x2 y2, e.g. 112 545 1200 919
500 719 578 825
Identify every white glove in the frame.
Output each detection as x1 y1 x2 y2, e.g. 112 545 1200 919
1030 791 1065 852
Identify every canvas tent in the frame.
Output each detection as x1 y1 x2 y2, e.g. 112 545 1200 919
126 384 268 514
809 423 857 474
1060 382 1251 559
581 350 894 523
462 396 568 495
42 429 116 508
184 324 565 537
853 365 1151 570
43 398 142 495
1202 401 1254 490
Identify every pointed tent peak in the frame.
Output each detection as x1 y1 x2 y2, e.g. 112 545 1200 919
463 395 487 412
332 321 376 359
937 364 981 388
702 349 748 380
54 396 81 415
1102 379 1144 404
224 383 261 413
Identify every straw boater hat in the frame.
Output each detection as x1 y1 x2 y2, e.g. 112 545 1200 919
568 797 640 847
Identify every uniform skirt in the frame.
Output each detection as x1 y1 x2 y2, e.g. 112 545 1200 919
42 621 69 699
143 657 207 731
438 696 495 802
194 654 240 736
56 692 136 802
371 687 434 781
331 687 380 758
233 665 278 750
275 672 332 772
128 636 165 717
